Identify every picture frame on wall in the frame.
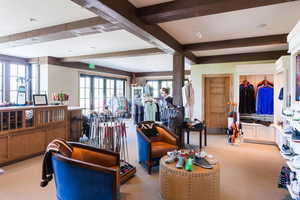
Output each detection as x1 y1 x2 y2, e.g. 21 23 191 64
33 94 48 106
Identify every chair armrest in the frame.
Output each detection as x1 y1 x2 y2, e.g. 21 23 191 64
68 142 120 167
136 129 151 163
156 125 178 146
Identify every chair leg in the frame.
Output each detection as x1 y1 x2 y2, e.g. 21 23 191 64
148 166 152 175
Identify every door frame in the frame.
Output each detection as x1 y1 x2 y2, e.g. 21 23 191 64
203 74 233 133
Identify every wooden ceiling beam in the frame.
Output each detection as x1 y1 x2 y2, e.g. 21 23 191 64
184 34 288 52
69 0 197 64
134 70 191 77
62 48 164 62
30 56 132 77
197 50 288 64
0 17 121 49
137 0 298 24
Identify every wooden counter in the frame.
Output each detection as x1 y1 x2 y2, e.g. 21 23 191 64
0 105 68 166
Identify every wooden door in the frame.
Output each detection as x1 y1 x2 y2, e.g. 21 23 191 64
205 76 230 133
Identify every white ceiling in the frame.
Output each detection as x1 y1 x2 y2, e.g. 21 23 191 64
83 54 191 72
0 30 154 58
193 44 288 57
160 1 300 44
0 0 96 37
128 0 174 8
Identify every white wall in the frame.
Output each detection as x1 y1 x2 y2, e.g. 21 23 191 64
191 60 276 120
40 64 131 106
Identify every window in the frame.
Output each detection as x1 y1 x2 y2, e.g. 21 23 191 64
106 79 115 104
147 80 159 98
161 80 173 96
94 77 104 112
9 64 26 104
80 76 91 114
0 62 3 103
31 64 39 95
116 80 125 97
79 74 127 114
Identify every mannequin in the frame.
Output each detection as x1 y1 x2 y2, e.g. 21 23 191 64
182 81 194 119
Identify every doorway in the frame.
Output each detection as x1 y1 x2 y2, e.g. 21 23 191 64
204 75 231 134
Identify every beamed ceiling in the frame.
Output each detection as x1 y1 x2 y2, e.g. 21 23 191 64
0 0 299 74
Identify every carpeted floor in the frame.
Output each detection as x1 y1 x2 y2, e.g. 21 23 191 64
0 122 288 200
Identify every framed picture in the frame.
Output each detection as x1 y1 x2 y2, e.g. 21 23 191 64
33 94 48 106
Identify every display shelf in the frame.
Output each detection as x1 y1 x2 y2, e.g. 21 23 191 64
287 161 300 173
280 151 294 160
287 184 298 200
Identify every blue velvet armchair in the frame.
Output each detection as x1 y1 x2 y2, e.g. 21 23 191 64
136 122 178 174
51 142 120 200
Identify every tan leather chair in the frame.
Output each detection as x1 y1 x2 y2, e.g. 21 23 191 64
136 122 178 174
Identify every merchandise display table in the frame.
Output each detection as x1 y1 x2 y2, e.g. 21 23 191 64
159 156 220 200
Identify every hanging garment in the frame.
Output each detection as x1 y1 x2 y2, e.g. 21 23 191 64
182 83 195 119
144 102 157 121
155 103 160 121
279 88 284 100
239 83 256 114
256 86 274 115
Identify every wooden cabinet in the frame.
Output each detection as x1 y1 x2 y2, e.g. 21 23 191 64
242 122 276 144
0 105 68 166
0 135 8 163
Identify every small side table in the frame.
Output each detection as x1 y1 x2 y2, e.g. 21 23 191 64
185 125 207 150
159 156 220 200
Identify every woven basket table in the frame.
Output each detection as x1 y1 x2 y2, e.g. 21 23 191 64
159 156 220 200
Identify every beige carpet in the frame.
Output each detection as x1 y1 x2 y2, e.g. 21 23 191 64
0 122 288 200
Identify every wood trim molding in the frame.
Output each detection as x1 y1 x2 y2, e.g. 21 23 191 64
137 0 297 24
135 70 191 77
197 50 288 64
62 48 164 62
0 17 121 49
69 0 197 64
184 34 288 51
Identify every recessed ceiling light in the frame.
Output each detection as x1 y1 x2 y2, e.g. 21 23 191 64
257 24 267 28
29 18 37 22
196 32 203 39
90 46 96 49
68 50 73 53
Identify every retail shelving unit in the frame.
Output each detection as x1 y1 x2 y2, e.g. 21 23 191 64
277 20 300 200
0 105 68 166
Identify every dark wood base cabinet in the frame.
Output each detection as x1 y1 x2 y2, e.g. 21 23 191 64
0 105 68 166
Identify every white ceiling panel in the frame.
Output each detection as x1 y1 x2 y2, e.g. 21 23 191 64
193 44 288 57
160 1 300 44
0 30 154 58
0 0 96 37
83 54 191 72
128 0 174 8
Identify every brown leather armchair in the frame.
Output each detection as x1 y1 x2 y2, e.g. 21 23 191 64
136 122 178 174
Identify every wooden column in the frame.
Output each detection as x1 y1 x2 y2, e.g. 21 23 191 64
172 54 185 106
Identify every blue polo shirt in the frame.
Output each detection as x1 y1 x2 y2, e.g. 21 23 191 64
256 86 274 115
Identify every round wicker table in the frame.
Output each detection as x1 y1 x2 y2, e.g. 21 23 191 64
159 156 220 200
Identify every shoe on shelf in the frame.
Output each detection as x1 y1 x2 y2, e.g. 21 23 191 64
165 151 178 164
0 168 4 175
185 158 193 172
292 129 300 142
194 157 213 169
176 156 185 169
283 108 294 117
